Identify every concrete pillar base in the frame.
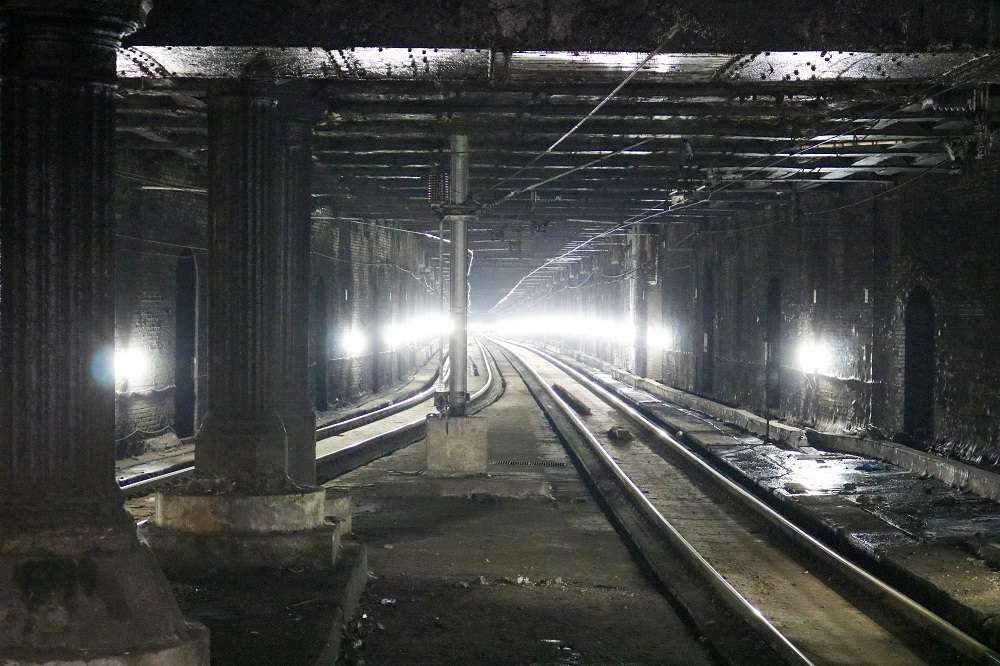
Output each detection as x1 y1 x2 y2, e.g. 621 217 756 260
145 486 339 575
5 637 209 666
143 525 340 577
0 534 209 665
324 487 352 536
154 485 326 532
425 414 488 476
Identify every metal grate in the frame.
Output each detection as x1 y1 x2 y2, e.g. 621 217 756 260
427 170 449 205
490 460 568 467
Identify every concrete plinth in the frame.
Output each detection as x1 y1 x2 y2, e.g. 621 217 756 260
425 415 489 476
0 536 209 665
324 487 352 536
155 486 325 532
143 524 340 576
5 639 208 666
146 486 339 575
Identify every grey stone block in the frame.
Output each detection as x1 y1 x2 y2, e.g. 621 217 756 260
426 415 488 476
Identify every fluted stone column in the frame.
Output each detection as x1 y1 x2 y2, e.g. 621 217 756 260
195 79 289 487
148 79 335 574
0 2 208 663
279 117 317 486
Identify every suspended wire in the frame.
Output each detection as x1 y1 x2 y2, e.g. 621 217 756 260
473 25 683 202
313 216 451 243
489 54 999 312
116 234 207 252
481 139 654 208
614 54 997 226
507 156 953 312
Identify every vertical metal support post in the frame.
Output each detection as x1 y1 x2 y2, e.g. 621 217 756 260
448 135 470 416
438 216 446 381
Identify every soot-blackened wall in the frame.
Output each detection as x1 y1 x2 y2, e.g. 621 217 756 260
115 157 438 452
114 156 207 450
310 217 438 413
534 161 1000 472
877 158 1000 467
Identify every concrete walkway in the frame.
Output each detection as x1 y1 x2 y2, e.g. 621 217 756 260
328 340 713 665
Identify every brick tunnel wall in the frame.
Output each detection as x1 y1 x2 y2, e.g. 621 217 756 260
310 217 438 412
527 157 1000 472
114 156 439 451
114 157 207 453
880 157 1000 467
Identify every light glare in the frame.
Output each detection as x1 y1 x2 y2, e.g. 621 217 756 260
115 348 149 388
796 340 832 375
647 326 671 350
341 328 367 358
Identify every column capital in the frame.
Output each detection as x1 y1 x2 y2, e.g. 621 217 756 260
0 0 151 81
210 76 279 100
0 0 151 32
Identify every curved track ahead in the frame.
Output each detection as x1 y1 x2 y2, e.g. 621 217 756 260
120 339 502 495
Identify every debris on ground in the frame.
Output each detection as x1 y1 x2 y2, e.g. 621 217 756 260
607 425 634 442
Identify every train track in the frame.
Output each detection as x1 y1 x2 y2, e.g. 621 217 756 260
490 337 1000 666
119 339 502 496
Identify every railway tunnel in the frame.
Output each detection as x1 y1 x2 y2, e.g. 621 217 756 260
6 1 1000 664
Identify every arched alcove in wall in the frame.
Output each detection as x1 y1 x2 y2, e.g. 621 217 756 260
903 286 935 441
699 265 715 394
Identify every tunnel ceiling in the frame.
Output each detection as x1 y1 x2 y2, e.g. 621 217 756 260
117 4 1000 313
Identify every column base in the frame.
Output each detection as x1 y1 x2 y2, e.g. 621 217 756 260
143 524 340 577
3 637 209 666
0 532 209 665
425 414 489 476
281 409 318 487
145 486 339 576
324 487 352 536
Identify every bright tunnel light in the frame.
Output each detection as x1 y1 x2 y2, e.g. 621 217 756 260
796 340 832 375
384 325 401 350
484 315 636 345
115 348 149 388
647 326 672 350
341 327 367 358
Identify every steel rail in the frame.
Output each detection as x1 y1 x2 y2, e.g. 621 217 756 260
122 352 449 495
315 354 447 440
509 338 1000 666
121 340 498 495
119 466 194 497
315 335 499 481
492 337 814 666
